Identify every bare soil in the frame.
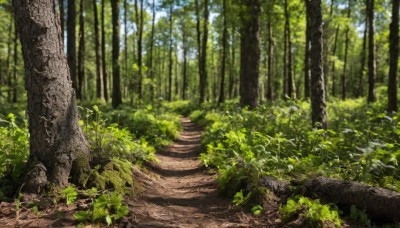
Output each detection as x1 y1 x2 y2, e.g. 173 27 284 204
0 117 276 227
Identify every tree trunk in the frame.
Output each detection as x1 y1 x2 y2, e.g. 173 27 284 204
77 0 85 100
304 5 311 99
341 0 351 100
14 0 90 194
240 0 260 109
266 19 274 101
93 0 103 99
5 15 12 102
200 0 209 103
306 0 327 129
357 5 368 98
367 0 376 103
135 0 144 100
228 23 236 99
12 18 18 103
101 0 108 102
67 0 77 93
167 5 173 101
194 0 202 102
284 0 293 98
259 176 400 223
149 0 156 101
111 0 122 108
59 0 64 43
218 0 228 104
123 0 128 100
330 25 340 97
388 0 399 112
182 27 188 100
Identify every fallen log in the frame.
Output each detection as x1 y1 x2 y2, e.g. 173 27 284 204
258 176 400 223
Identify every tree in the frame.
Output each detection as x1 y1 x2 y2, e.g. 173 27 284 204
67 0 77 93
93 0 103 99
148 0 156 101
218 0 228 104
341 0 351 100
77 0 85 100
239 0 260 109
13 0 90 193
199 0 209 103
367 0 376 103
135 0 144 100
388 0 399 112
101 0 108 101
306 0 327 129
111 0 122 108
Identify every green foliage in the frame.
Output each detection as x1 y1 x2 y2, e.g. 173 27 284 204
61 185 78 206
350 205 371 228
280 196 342 227
74 192 129 225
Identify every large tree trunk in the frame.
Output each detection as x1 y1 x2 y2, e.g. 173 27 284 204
93 0 103 99
259 176 400 223
341 0 351 101
14 0 90 194
67 0 77 93
200 0 209 103
111 0 122 108
194 0 203 102
367 0 376 103
239 0 260 109
218 0 228 104
77 0 85 100
388 0 399 112
101 0 108 102
306 0 327 129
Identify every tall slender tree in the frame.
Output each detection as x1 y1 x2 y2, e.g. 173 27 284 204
199 0 209 103
77 0 85 100
341 0 351 100
367 0 376 102
218 0 228 104
388 0 399 112
12 18 18 103
111 0 122 107
240 0 261 109
101 0 108 101
149 0 156 101
14 0 90 193
93 0 103 99
306 0 327 129
304 3 311 99
167 4 173 101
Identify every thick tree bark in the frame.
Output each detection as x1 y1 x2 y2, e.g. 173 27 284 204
218 0 228 104
259 176 400 223
111 0 122 108
77 0 85 100
306 0 327 129
367 0 376 103
341 0 351 101
239 0 260 109
67 0 77 93
199 0 209 103
266 19 274 101
93 0 102 99
101 0 108 102
388 0 399 112
14 0 90 194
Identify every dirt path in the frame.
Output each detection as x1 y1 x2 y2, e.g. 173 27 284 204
126 117 271 227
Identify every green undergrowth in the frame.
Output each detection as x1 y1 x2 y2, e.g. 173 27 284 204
192 90 400 224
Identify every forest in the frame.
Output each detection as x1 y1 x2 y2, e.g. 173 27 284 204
1 0 400 227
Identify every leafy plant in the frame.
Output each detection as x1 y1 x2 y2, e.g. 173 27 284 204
61 185 78 206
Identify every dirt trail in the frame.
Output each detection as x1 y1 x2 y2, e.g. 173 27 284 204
127 117 270 227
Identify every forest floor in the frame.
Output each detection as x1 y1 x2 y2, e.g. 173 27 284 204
125 117 277 227
0 117 277 227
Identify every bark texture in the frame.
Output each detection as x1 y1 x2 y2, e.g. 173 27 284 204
111 0 122 108
101 0 108 101
306 0 327 129
67 0 76 92
388 0 399 112
367 0 376 103
239 0 260 109
200 0 209 103
13 0 90 193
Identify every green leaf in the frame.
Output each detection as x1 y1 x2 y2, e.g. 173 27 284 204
73 211 91 221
